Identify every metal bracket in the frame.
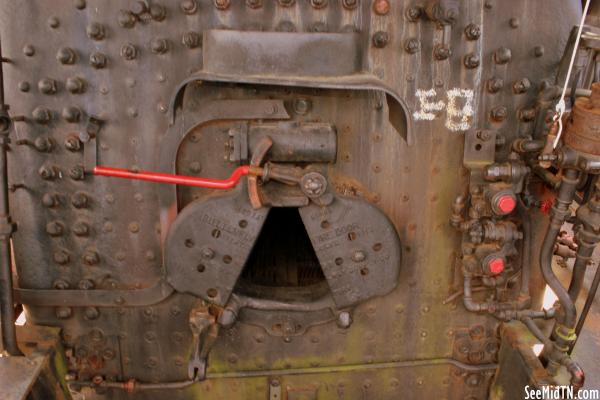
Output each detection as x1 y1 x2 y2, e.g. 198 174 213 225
188 303 220 381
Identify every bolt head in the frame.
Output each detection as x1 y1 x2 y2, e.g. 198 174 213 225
372 31 390 48
181 0 198 14
89 52 107 69
434 45 451 60
86 22 105 40
465 23 481 40
487 258 505 275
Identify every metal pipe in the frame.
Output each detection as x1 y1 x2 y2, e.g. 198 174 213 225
571 255 600 353
0 34 21 356
93 165 263 190
517 198 532 298
540 168 580 329
567 240 595 302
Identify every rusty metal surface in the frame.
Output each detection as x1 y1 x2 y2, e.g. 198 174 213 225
0 355 46 400
0 0 586 399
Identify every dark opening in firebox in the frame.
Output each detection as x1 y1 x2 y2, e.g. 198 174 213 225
235 207 329 302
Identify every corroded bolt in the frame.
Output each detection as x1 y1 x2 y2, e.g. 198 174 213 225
78 279 95 290
118 10 136 28
406 5 422 21
352 250 367 262
293 98 311 115
53 250 70 265
66 77 85 94
373 0 390 15
53 279 70 290
513 78 531 94
464 23 481 40
342 0 358 9
86 22 105 40
84 307 100 320
182 31 201 48
69 165 85 180
372 31 389 48
201 247 215 259
39 165 58 180
71 192 89 208
82 250 100 266
38 78 57 95
464 53 480 69
337 312 352 328
42 193 59 208
121 43 138 60
246 0 262 8
180 0 198 14
62 106 82 122
310 0 327 8
214 0 230 9
487 77 504 93
65 135 82 151
150 4 167 21
89 52 107 69
519 108 537 122
490 106 508 122
57 47 77 64
434 45 451 60
56 307 72 319
46 221 65 236
73 221 90 236
405 38 420 54
494 47 512 64
150 38 169 54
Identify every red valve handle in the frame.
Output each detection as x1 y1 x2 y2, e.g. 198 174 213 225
93 165 258 190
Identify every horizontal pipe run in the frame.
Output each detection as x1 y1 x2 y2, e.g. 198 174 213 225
93 165 262 190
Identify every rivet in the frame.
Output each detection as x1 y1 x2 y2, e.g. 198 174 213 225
73 221 90 236
214 0 230 10
71 191 89 209
405 5 422 21
56 307 72 319
23 45 35 57
57 47 77 64
246 0 262 8
118 10 136 28
373 0 390 15
342 0 358 9
405 38 420 54
513 78 531 94
150 38 169 54
78 279 95 290
69 165 85 180
131 1 148 15
121 43 138 60
182 31 201 49
74 0 86 9
464 53 480 69
464 23 481 40
54 250 71 265
534 45 545 58
490 106 508 122
48 16 60 29
66 77 86 94
39 165 58 180
310 0 327 8
519 108 537 122
89 52 107 69
46 221 65 237
372 31 389 48
487 77 504 93
18 81 30 92
82 250 100 266
128 222 140 233
127 107 138 118
84 307 100 320
180 0 198 14
434 45 451 60
494 47 512 64
509 17 520 28
62 106 82 123
149 4 167 21
86 22 106 40
42 193 59 208
38 78 58 95
103 222 113 233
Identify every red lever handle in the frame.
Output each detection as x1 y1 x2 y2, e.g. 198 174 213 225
93 165 259 190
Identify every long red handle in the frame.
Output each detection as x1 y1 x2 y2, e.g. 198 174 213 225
93 165 252 190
